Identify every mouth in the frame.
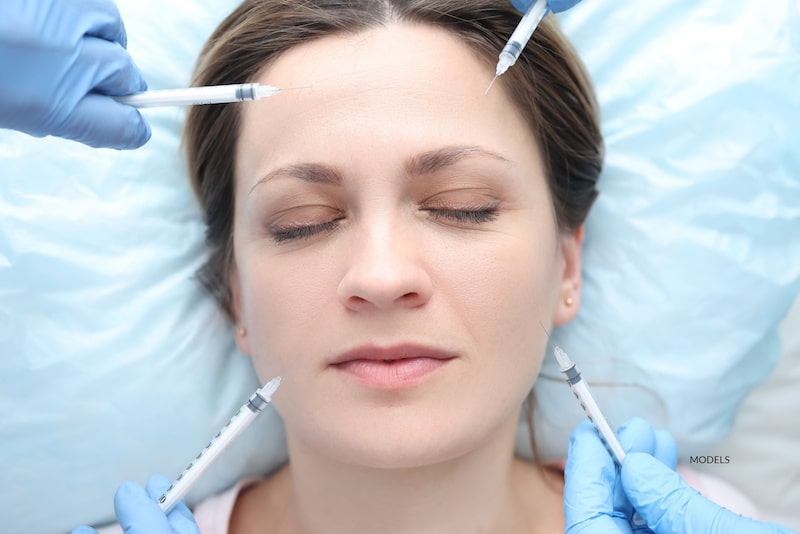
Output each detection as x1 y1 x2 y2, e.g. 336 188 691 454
330 343 457 365
330 344 457 388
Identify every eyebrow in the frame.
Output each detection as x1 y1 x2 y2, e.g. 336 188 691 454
406 145 509 176
248 163 344 196
248 145 509 196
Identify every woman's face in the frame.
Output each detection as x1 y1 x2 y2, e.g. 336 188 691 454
231 22 582 468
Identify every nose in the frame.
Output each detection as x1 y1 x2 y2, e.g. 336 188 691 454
336 218 433 313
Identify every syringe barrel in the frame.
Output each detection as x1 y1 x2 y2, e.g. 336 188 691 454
115 83 260 108
158 407 257 512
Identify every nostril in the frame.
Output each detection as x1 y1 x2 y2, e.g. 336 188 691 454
345 295 371 307
399 291 427 305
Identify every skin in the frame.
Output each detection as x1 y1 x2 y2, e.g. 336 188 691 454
228 22 583 534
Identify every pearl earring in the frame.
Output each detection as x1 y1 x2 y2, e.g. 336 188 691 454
238 326 247 337
565 296 574 306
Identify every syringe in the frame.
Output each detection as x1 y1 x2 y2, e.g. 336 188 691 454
554 346 627 465
486 0 550 93
114 82 283 108
157 376 282 513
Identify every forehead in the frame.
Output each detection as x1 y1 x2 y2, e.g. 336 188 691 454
235 22 538 181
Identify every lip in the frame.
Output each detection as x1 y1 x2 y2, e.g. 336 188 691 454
330 344 457 388
330 343 457 365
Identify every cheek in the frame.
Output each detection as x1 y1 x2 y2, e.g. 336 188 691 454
435 230 559 412
443 228 561 342
454 230 559 399
237 252 338 371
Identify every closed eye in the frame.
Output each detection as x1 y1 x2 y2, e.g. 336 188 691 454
268 207 499 243
425 207 499 224
269 219 342 243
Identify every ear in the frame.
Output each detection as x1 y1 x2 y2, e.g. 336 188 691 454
552 225 584 327
229 265 251 356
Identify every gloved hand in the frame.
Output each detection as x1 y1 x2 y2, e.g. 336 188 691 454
622 453 796 534
511 0 584 14
565 418 797 534
0 0 151 149
71 475 201 534
564 418 677 533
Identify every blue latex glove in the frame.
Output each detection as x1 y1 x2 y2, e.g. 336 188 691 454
511 0 584 14
71 475 201 534
622 454 796 533
565 418 797 534
0 0 150 149
565 418 677 533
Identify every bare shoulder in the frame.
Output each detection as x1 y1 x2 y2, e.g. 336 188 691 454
229 464 291 534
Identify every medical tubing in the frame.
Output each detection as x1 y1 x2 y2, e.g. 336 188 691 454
158 377 281 513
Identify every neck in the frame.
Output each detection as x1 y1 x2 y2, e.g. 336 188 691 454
268 415 558 534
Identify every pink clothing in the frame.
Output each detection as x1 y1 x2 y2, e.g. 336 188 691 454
191 466 760 534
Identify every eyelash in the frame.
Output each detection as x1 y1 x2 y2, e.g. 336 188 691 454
425 207 499 224
270 219 341 243
269 207 499 243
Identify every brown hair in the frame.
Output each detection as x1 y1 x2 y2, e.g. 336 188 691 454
185 0 603 322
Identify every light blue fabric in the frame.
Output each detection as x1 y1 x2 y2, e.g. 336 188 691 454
1 1 798 533
520 0 800 461
0 2 284 533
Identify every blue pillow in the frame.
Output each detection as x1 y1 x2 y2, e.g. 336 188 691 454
0 2 286 533
1 2 798 533
519 1 800 461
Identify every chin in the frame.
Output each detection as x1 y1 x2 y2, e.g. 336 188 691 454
337 436 474 470
295 409 499 470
